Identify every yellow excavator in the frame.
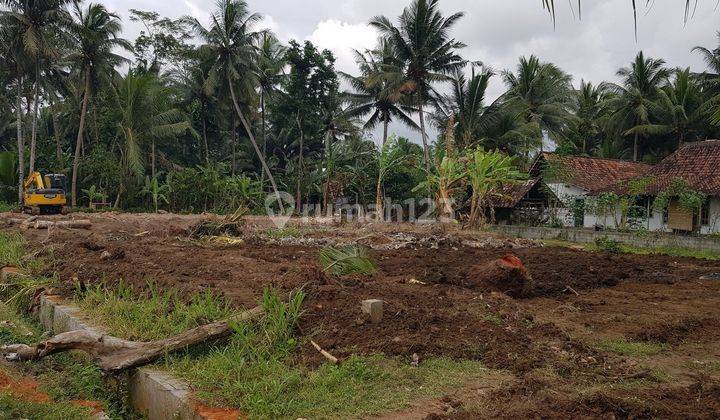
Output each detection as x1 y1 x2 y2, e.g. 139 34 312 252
23 172 67 215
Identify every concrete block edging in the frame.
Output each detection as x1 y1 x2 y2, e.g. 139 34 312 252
38 295 205 420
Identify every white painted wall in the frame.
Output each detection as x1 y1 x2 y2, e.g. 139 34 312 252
546 183 587 227
547 182 720 234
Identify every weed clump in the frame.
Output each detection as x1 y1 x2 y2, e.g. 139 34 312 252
595 237 622 254
319 245 377 276
187 208 246 238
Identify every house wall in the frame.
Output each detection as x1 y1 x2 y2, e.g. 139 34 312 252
547 182 720 234
546 183 586 227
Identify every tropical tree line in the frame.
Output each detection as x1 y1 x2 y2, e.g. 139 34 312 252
0 0 718 216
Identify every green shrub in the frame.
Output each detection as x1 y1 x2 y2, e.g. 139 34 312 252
595 237 622 253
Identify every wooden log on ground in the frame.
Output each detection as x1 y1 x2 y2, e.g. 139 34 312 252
1 306 264 372
33 220 92 230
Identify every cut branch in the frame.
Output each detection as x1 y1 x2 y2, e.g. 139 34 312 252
1 306 263 372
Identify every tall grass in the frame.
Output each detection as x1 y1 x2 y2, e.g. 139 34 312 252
76 280 233 340
0 232 54 309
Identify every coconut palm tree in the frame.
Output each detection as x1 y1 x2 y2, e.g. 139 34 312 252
112 72 192 207
0 0 71 177
625 68 705 149
571 80 611 154
0 35 28 203
169 60 214 164
67 2 130 206
435 64 499 150
543 0 703 37
605 51 668 161
501 55 575 159
342 42 418 147
693 31 720 125
256 34 286 176
184 0 284 211
370 0 466 171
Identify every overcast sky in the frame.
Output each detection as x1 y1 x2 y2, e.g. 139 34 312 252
103 0 718 144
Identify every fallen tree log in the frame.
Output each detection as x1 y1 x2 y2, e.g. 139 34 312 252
1 306 263 372
33 220 92 229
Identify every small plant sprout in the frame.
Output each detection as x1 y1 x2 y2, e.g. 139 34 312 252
319 245 378 276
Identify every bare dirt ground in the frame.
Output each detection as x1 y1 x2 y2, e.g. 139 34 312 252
3 211 720 418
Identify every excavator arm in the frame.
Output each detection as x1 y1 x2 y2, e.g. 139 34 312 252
23 172 45 191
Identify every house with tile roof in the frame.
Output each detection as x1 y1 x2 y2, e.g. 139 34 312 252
487 177 560 225
530 152 652 228
596 140 720 234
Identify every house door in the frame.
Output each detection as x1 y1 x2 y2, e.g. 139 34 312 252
667 200 694 232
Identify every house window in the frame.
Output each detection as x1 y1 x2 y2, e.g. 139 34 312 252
701 199 711 226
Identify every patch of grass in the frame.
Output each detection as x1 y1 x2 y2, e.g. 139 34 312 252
0 391 93 420
484 314 503 326
0 231 48 272
544 239 720 261
166 288 486 418
76 280 233 340
0 232 54 310
596 339 667 357
0 303 128 418
595 237 622 253
690 360 720 373
0 201 17 213
319 245 377 276
265 226 303 240
618 245 720 261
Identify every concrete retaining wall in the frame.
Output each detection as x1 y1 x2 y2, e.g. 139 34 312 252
490 225 720 252
38 295 204 420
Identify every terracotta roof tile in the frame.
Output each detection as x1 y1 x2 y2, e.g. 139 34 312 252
541 153 652 193
643 140 720 195
489 178 540 208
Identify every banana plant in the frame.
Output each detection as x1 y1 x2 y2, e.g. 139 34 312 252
81 185 109 207
466 148 525 227
141 173 171 213
413 156 466 221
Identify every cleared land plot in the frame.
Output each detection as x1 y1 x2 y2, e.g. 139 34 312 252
2 212 720 418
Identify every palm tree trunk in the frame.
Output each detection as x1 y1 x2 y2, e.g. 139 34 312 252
92 105 99 144
71 69 91 207
227 75 284 213
29 67 39 176
375 175 384 222
49 94 61 162
16 78 24 205
633 132 639 162
382 119 389 146
151 140 156 179
418 99 431 172
231 121 236 177
260 90 266 184
322 130 331 212
201 115 209 164
295 113 304 209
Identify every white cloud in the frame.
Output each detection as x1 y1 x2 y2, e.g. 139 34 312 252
183 0 209 23
305 19 378 74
